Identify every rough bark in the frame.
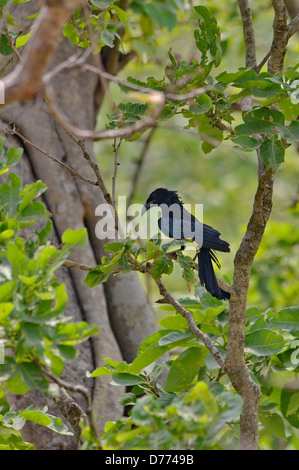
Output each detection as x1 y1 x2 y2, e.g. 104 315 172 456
0 1 156 449
225 0 289 450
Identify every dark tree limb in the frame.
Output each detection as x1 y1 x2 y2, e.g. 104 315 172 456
1 0 88 107
227 0 289 450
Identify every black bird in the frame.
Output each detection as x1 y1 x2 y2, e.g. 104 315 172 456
141 188 230 300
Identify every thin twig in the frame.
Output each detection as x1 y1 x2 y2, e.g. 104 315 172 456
83 63 212 102
42 365 99 444
0 0 89 108
68 252 227 370
6 123 98 187
44 48 92 84
237 0 257 68
63 259 93 271
53 387 87 440
254 51 271 73
287 12 299 39
82 3 113 106
154 277 226 370
112 138 122 209
253 8 299 73
44 84 165 142
268 0 288 75
3 19 23 62
127 127 155 207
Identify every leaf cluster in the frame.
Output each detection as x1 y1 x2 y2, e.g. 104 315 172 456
0 146 98 449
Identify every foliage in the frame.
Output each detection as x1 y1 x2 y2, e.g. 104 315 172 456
83 235 299 449
0 145 98 449
82 1 299 450
1 0 299 451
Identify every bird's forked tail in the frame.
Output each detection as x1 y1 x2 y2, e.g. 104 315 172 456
197 248 230 300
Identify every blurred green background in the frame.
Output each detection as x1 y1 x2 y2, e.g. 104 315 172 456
95 0 299 315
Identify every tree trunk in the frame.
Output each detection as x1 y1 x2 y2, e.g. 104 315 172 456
0 2 156 449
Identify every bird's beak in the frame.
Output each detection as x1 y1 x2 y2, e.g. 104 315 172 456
141 203 151 216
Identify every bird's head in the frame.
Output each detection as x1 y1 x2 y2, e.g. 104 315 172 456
141 188 183 215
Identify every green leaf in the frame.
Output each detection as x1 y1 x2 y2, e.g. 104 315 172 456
103 241 123 253
189 94 212 114
0 302 14 320
15 30 33 48
177 253 196 285
216 68 250 85
0 172 21 217
112 5 129 23
63 23 79 45
0 33 13 56
100 29 115 48
235 107 285 136
145 240 160 260
143 2 177 31
281 381 299 428
278 98 299 121
0 281 16 302
110 373 145 386
286 392 299 417
231 135 261 150
18 180 47 212
19 362 49 392
197 116 223 154
17 201 48 221
20 407 72 435
271 307 299 332
88 365 114 377
165 347 203 392
245 328 285 356
21 322 45 356
6 147 23 168
260 137 285 170
50 284 68 315
90 0 115 8
62 228 87 248
128 329 196 374
56 344 77 362
194 6 221 67
259 411 286 440
7 242 27 276
158 314 189 330
152 252 173 279
281 120 299 142
0 229 14 240
158 330 193 346
84 266 110 287
36 220 53 244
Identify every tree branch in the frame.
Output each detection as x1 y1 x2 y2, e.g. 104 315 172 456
112 138 122 210
237 0 257 68
268 0 288 75
287 12 299 39
68 254 226 371
44 83 165 142
43 365 99 444
153 277 226 370
127 128 156 208
5 124 98 187
0 0 88 108
53 387 87 441
226 0 289 451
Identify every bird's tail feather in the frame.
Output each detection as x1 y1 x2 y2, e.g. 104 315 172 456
197 249 230 300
